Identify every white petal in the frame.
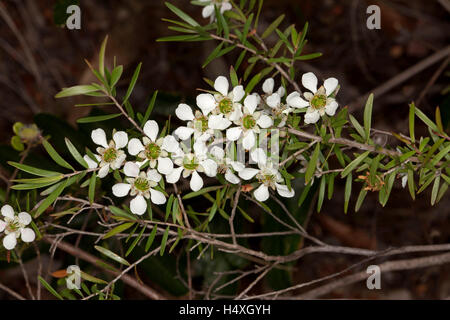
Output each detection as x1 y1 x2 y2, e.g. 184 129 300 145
124 161 140 178
287 95 309 108
229 104 243 121
324 77 338 96
91 128 108 148
1 205 15 219
244 95 258 114
277 86 286 97
174 126 195 140
242 131 256 150
254 184 269 202
201 159 218 177
226 127 242 141
190 171 203 192
18 212 32 226
127 138 145 156
130 195 147 215
401 175 408 188
266 93 280 108
238 168 259 180
262 78 274 94
208 114 231 130
98 164 110 178
143 120 159 142
276 183 295 198
157 157 173 175
232 85 245 102
113 131 128 149
250 148 267 165
150 189 166 205
210 146 225 160
202 5 214 18
214 76 229 96
112 183 131 197
230 161 245 172
225 169 240 184
3 233 17 250
256 114 273 129
147 169 162 182
220 2 232 12
166 167 184 183
21 228 35 243
176 103 195 121
193 141 208 156
301 72 318 93
162 135 179 153
84 155 98 169
196 94 216 116
113 154 126 169
304 110 320 124
0 220 6 233
325 100 339 116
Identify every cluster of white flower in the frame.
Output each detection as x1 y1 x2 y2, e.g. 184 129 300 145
84 72 339 215
199 0 232 21
0 205 36 250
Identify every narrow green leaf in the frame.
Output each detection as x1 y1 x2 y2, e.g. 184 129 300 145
99 35 108 78
126 225 146 257
363 93 374 141
145 225 158 252
261 14 285 39
110 65 123 88
94 246 130 266
341 151 370 178
65 138 89 168
165 2 199 27
42 140 74 170
123 62 142 104
141 91 158 125
55 85 99 98
344 174 352 214
409 103 415 143
77 113 121 124
8 161 61 177
88 173 96 204
431 175 440 205
305 143 320 184
160 226 170 256
34 179 68 217
38 276 63 300
103 222 135 239
414 105 438 132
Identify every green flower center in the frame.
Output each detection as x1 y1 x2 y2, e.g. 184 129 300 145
134 177 150 192
145 143 161 160
219 98 233 114
103 148 117 163
310 94 327 110
194 116 209 132
183 156 199 170
243 115 256 129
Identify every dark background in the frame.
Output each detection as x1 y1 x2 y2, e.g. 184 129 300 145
0 0 449 299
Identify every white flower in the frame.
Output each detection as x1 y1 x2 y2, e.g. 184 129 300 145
200 0 232 22
226 95 273 150
166 143 217 192
209 146 244 184
112 162 166 215
84 128 128 178
238 149 295 202
0 205 35 250
265 92 293 127
202 76 245 123
127 120 179 175
174 102 214 142
300 72 339 124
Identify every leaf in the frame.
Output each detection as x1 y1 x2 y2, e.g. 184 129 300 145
88 172 96 204
145 225 158 252
110 65 123 88
94 246 130 266
141 91 158 125
55 85 99 98
99 35 108 78
126 225 146 257
317 176 326 212
349 114 365 139
344 174 352 214
8 162 61 177
414 105 438 132
42 140 74 170
182 185 223 199
407 169 415 200
341 151 370 178
38 276 63 300
363 93 374 142
103 222 135 239
245 72 262 94
261 14 285 39
160 226 170 256
34 178 68 217
295 53 322 60
165 2 199 27
80 271 107 284
77 113 121 123
123 62 142 104
108 206 137 221
305 143 320 184
409 103 415 143
431 175 440 205
355 187 368 212
202 42 224 68
65 138 89 168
